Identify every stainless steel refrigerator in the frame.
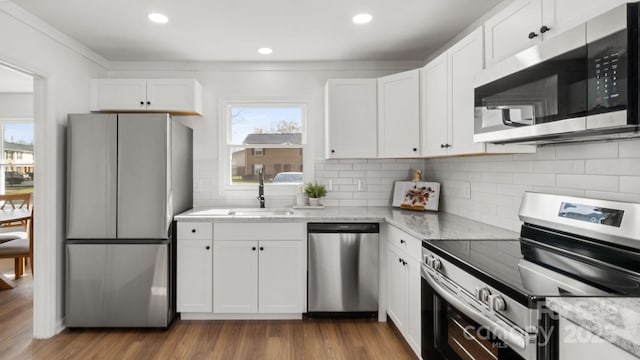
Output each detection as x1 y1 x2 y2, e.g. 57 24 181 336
65 113 192 328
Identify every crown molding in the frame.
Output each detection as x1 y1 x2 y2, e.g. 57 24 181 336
108 60 425 73
0 2 110 69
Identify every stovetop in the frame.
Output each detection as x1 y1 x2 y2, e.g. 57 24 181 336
422 236 640 307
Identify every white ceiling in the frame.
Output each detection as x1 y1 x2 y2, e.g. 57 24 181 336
14 0 502 62
0 65 32 93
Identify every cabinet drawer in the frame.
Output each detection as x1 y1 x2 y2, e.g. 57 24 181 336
386 224 422 260
214 222 304 241
177 222 213 240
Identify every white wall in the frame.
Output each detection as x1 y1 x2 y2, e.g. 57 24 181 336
0 3 108 338
424 139 640 233
108 62 421 208
0 92 32 118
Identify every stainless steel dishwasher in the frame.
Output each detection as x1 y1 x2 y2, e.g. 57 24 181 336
307 223 379 315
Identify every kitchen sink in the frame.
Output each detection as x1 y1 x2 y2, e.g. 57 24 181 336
228 208 295 216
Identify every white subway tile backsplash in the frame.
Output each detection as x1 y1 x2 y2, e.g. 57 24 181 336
531 186 586 197
584 191 640 203
616 138 640 158
533 160 585 174
323 163 353 171
585 159 640 175
556 174 618 192
513 173 555 186
619 176 640 194
555 142 618 160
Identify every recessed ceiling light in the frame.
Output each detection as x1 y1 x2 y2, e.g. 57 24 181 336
257 47 273 55
148 13 169 24
352 13 373 25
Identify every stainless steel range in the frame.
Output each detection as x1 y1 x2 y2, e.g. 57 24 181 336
421 192 640 360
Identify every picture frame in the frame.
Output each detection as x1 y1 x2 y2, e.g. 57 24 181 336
392 181 441 211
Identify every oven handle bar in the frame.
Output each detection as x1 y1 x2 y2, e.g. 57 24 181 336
422 266 528 351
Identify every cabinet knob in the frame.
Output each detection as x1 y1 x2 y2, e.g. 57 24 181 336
252 246 257 251
412 148 417 152
140 101 144 106
260 246 264 251
191 229 196 233
528 31 538 39
206 246 210 250
400 239 405 244
331 149 335 153
147 101 151 105
540 25 550 34
398 258 402 263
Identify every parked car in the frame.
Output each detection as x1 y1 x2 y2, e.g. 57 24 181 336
4 171 25 185
271 172 303 185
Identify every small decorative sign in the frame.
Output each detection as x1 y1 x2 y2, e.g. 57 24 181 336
392 181 441 211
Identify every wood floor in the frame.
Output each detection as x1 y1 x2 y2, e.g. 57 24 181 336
0 276 417 360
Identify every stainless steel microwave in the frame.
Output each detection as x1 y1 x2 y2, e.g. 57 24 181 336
474 3 640 144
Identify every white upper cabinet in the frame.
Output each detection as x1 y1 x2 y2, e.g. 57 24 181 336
325 79 378 159
448 28 486 156
485 0 629 67
421 28 536 157
378 69 421 158
541 0 627 41
421 53 449 157
485 0 543 66
91 78 203 115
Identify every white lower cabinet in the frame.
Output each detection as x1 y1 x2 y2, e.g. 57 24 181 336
213 239 304 314
385 224 421 357
176 222 213 313
213 240 259 313
213 222 306 316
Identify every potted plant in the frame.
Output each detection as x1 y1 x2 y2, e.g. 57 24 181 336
304 182 327 206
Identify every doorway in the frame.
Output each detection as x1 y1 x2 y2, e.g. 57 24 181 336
0 65 34 301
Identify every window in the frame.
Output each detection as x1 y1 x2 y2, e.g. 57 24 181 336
0 122 34 194
222 103 306 192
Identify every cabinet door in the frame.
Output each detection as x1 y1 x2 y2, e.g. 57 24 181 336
542 0 627 41
325 79 378 158
406 257 422 356
213 240 258 313
258 241 305 313
421 53 450 157
448 28 486 156
559 318 638 360
146 79 203 114
91 79 147 111
386 243 407 330
378 69 421 158
484 0 542 66
177 239 212 313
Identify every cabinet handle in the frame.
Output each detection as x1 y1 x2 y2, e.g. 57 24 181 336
140 101 144 106
540 25 550 34
331 149 335 153
260 246 264 251
412 148 417 152
191 229 196 233
206 246 210 250
441 144 451 149
528 32 538 39
402 260 407 266
400 239 405 244
147 101 151 105
252 246 257 251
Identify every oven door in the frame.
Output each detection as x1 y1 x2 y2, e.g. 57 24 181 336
421 265 533 360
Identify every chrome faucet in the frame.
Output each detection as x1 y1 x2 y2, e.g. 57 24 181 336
257 168 265 208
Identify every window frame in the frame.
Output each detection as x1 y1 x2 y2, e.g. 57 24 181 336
219 100 308 197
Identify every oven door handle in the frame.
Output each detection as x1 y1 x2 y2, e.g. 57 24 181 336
422 266 528 351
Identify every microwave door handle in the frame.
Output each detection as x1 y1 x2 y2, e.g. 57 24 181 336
501 108 529 127
423 267 529 351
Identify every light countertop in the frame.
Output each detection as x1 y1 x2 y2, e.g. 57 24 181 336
175 206 519 241
547 297 640 357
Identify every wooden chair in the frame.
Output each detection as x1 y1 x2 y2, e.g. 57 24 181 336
0 196 33 280
0 193 31 231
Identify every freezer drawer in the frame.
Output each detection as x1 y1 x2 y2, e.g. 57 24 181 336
308 229 379 312
65 242 170 327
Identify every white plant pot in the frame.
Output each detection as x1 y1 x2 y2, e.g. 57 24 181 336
309 197 320 206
